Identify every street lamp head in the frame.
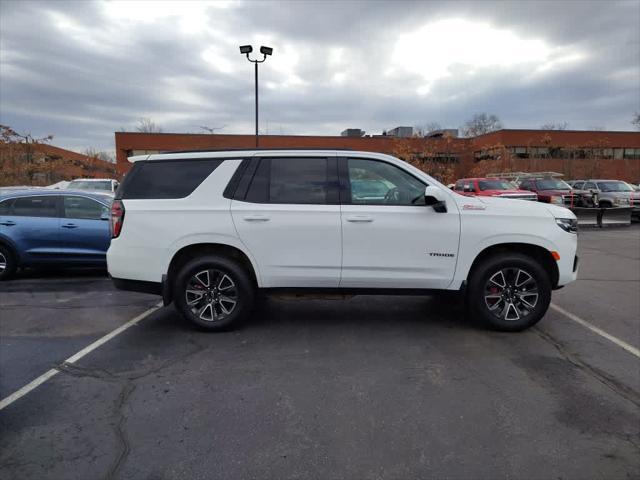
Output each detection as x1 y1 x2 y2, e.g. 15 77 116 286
260 46 273 56
239 45 253 54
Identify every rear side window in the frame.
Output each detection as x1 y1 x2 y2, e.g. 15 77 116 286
11 196 58 217
119 159 223 199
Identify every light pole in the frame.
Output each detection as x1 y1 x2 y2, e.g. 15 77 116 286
239 45 273 147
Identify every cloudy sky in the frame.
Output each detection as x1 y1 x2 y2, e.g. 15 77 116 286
1 0 639 153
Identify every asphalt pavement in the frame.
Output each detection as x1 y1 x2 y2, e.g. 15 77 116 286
0 227 638 480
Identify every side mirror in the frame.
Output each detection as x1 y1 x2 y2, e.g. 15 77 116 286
425 186 447 213
101 211 110 221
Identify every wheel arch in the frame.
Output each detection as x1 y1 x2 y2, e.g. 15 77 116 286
467 243 560 289
165 243 259 304
0 235 20 263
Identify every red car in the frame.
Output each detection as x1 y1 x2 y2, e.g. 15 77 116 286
453 178 538 201
518 177 595 207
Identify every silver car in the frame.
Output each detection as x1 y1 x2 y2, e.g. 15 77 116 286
571 179 640 215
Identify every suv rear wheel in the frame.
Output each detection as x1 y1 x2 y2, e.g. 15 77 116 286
468 253 551 331
173 255 256 331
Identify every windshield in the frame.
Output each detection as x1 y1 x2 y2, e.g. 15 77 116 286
597 181 634 192
68 180 112 191
537 179 571 190
478 180 515 191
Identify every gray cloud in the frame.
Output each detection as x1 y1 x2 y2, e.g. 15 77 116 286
0 0 638 153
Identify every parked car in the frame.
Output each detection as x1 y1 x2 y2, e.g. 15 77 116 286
570 179 640 218
453 178 537 200
108 149 578 333
67 178 119 194
518 177 596 207
570 179 639 207
0 189 113 280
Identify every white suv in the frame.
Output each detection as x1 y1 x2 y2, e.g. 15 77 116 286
107 150 578 332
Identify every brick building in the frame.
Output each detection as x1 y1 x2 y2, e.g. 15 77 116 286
0 142 117 187
114 129 640 182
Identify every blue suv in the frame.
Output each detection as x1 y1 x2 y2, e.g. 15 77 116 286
0 189 113 280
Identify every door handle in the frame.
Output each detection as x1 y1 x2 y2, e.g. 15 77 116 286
0 221 16 226
346 215 373 223
62 223 78 229
243 215 270 222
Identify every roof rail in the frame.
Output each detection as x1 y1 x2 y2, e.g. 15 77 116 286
158 147 354 154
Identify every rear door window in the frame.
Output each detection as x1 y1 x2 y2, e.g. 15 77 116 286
11 196 59 217
64 196 109 220
243 157 335 205
119 159 223 199
270 157 328 204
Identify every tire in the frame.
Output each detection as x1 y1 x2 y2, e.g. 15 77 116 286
173 254 256 331
0 244 17 281
467 253 551 332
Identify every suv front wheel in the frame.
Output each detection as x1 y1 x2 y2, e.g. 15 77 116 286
174 255 256 331
468 253 551 331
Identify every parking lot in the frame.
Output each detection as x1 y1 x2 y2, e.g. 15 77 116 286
1 226 638 479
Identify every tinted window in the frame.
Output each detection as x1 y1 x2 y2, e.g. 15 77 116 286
64 196 108 220
572 182 584 189
268 158 328 204
347 159 426 205
120 159 223 199
584 182 597 190
454 181 464 191
11 196 58 217
0 199 12 215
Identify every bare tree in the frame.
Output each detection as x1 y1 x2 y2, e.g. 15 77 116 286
462 113 502 137
135 118 163 133
83 148 115 163
631 112 640 130
540 122 569 130
0 125 56 185
414 122 442 137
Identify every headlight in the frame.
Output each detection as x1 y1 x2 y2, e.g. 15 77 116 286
556 218 578 233
617 197 630 205
550 195 563 205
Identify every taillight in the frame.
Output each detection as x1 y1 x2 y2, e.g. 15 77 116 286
111 200 125 238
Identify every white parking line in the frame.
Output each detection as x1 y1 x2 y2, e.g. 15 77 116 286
550 303 640 358
0 303 162 411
